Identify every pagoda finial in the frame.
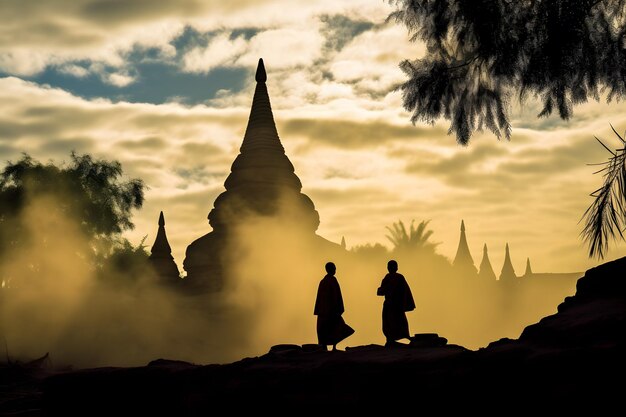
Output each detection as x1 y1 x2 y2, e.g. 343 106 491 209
158 211 165 227
255 58 266 83
461 219 465 232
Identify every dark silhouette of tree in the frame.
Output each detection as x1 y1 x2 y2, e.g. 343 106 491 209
351 243 389 257
0 152 145 268
385 219 439 254
581 126 626 258
98 237 153 286
388 0 626 144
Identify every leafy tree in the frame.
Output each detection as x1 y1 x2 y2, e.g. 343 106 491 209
388 0 626 144
98 237 154 287
582 126 626 258
351 242 390 258
0 152 145 271
385 219 439 254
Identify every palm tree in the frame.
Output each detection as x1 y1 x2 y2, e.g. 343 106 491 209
582 125 626 259
385 219 439 254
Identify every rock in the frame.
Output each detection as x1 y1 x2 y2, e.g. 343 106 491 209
410 333 448 347
147 359 196 369
269 344 301 354
519 256 626 348
301 344 326 353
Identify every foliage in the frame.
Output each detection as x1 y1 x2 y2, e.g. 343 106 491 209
0 152 145 263
388 0 626 144
385 219 439 254
98 237 155 286
581 126 626 258
350 243 390 258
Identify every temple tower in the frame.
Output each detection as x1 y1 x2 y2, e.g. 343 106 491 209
478 243 496 281
523 257 533 277
148 211 180 283
183 58 339 291
499 243 517 282
453 220 477 275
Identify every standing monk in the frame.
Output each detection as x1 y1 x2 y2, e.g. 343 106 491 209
377 260 415 346
314 262 355 351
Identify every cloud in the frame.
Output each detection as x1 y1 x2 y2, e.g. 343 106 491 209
182 32 249 73
115 136 167 151
0 49 57 76
0 0 386 80
281 118 447 149
58 64 90 78
403 129 611 192
327 24 422 93
320 14 376 52
237 27 325 69
105 71 136 87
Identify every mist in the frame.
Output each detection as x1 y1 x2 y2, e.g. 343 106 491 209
0 191 579 368
0 193 251 368
221 192 579 354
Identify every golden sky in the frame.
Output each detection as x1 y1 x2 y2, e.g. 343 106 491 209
1 0 625 274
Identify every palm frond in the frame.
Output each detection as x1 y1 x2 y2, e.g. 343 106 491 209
581 128 626 258
386 219 440 253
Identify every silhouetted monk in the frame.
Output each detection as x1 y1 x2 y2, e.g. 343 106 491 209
377 260 415 346
314 262 354 351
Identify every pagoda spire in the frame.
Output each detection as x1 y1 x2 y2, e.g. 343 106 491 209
207 58 319 232
240 58 283 154
150 211 172 258
453 220 477 274
184 58 328 291
149 211 180 282
478 243 496 280
499 243 517 281
523 257 533 277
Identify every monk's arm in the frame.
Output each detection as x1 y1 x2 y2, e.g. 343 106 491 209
377 277 386 296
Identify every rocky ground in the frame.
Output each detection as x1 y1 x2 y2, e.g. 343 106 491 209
2 256 625 415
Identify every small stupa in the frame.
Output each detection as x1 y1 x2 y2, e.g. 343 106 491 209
523 257 533 277
453 220 477 275
499 243 517 282
148 211 180 282
478 243 496 281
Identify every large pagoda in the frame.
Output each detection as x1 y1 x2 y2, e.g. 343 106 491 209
183 59 340 291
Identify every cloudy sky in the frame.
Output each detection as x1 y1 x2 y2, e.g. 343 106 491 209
1 0 625 274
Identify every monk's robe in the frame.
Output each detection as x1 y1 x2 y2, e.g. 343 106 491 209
314 274 355 346
377 272 415 341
